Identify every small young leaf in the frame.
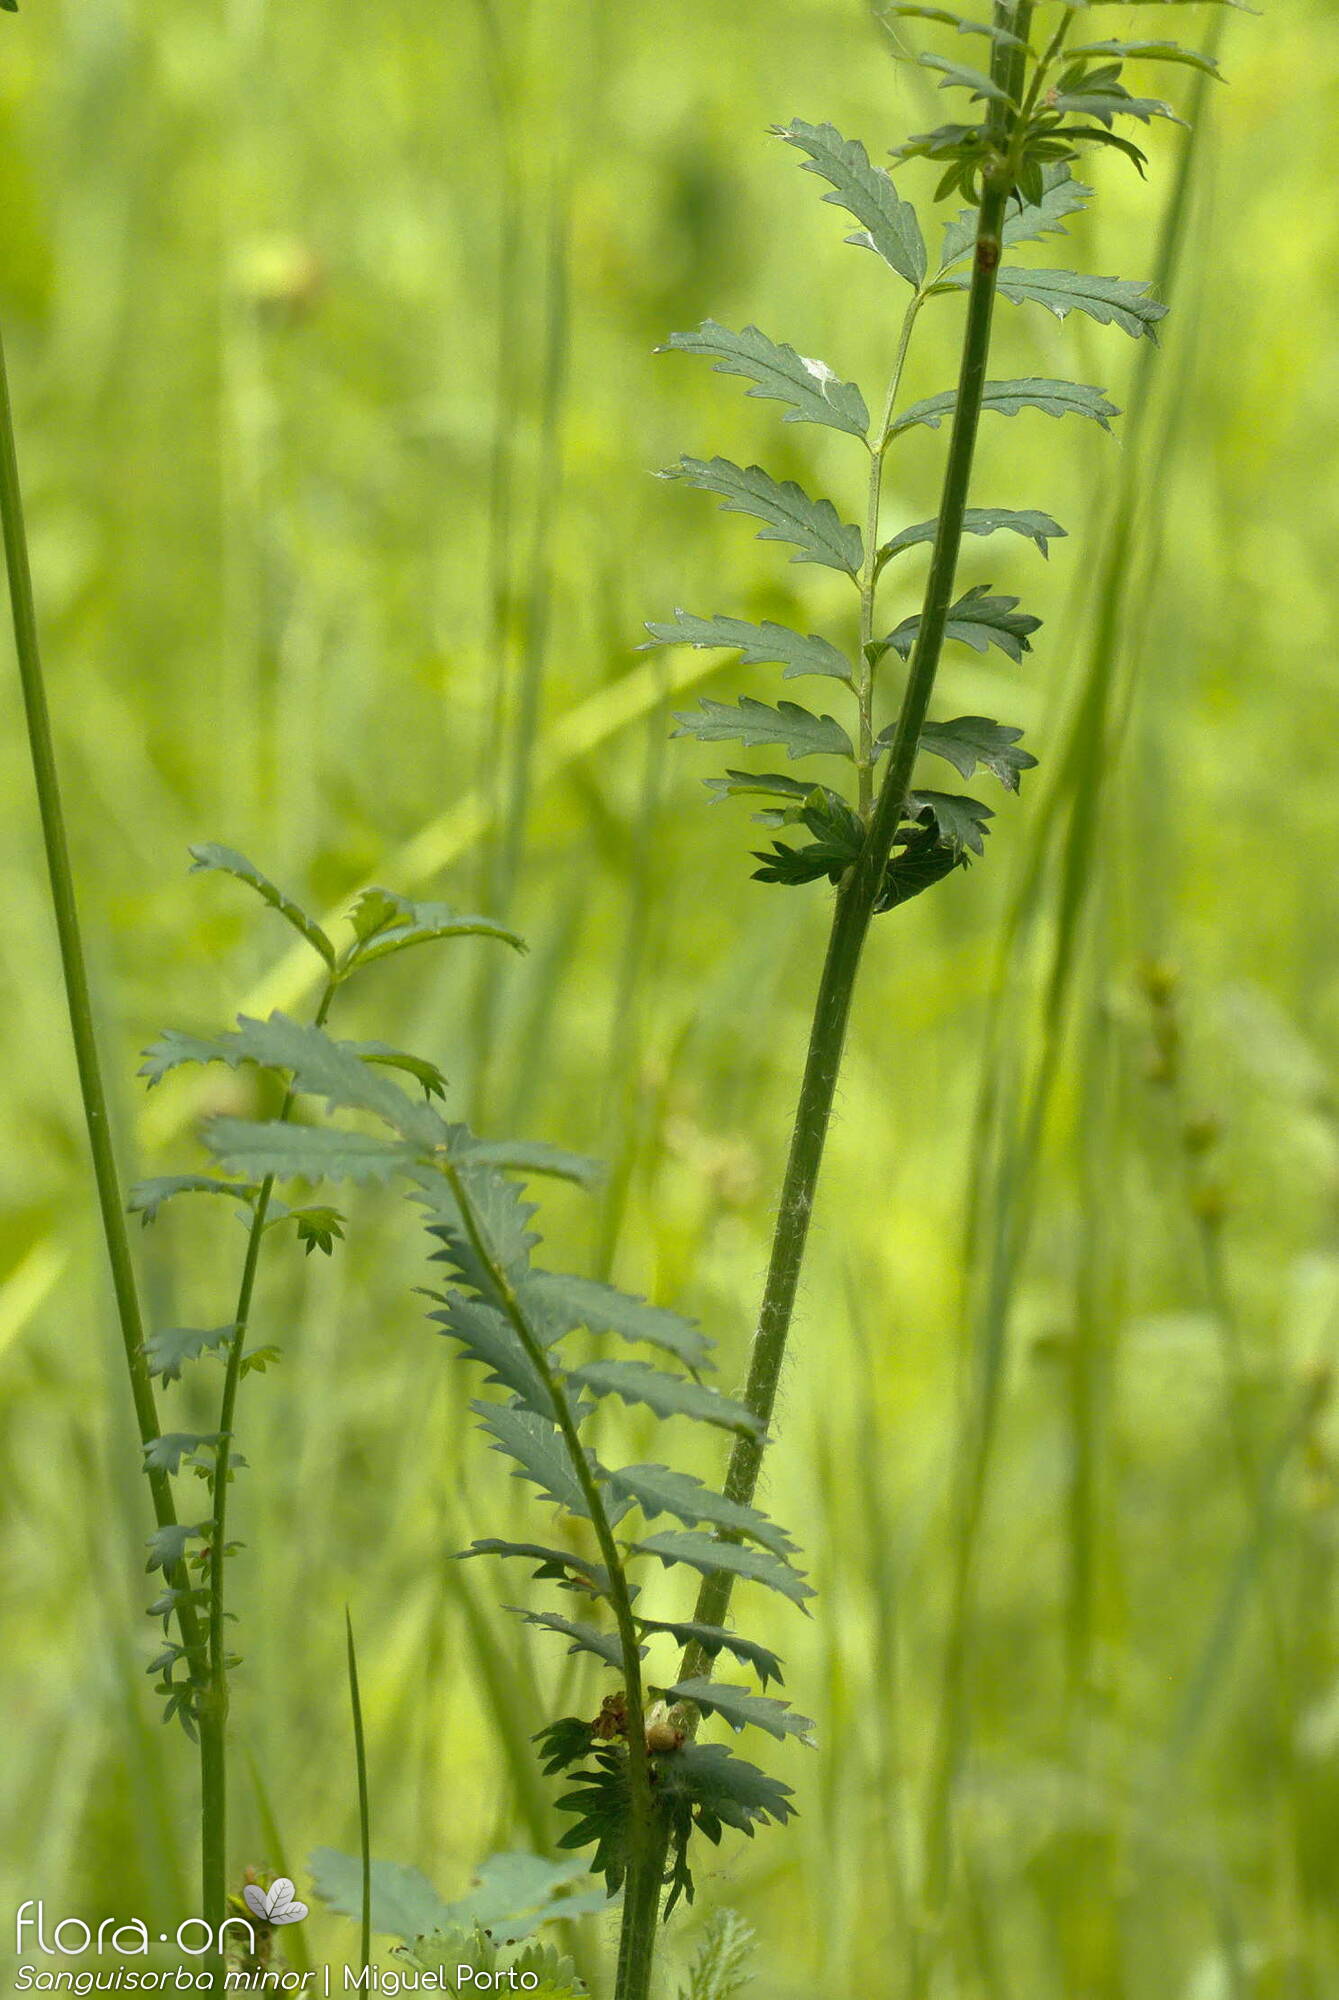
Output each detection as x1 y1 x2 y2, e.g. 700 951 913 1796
345 891 524 968
351 1042 449 1099
1052 89 1182 125
918 53 1014 102
679 1910 757 2000
203 1119 420 1186
189 843 336 969
569 1361 763 1438
1066 38 1224 77
915 716 1038 791
519 1271 712 1371
129 1174 259 1225
907 790 995 858
505 1607 637 1671
635 1618 785 1688
644 611 852 685
874 821 964 913
669 1678 815 1745
879 507 1065 566
143 1433 223 1476
888 377 1119 436
660 457 863 575
239 1343 283 1376
146 1524 206 1575
883 4 1031 51
772 119 926 288
887 585 1040 664
605 1462 797 1558
936 263 1168 339
659 322 869 439
143 1324 237 1385
290 1205 346 1256
635 1532 814 1609
672 697 853 762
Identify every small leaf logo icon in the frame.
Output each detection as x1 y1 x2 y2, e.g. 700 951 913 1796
243 1879 309 1926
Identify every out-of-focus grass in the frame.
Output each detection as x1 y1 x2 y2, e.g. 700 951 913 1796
3 2 1339 1995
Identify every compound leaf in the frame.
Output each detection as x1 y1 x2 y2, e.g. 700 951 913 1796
345 890 524 968
519 1271 712 1371
143 1432 222 1475
644 611 852 685
568 1360 763 1438
915 716 1038 791
146 1524 206 1575
1066 37 1224 76
879 507 1065 566
907 790 995 858
888 377 1119 436
772 118 926 287
456 1540 618 1600
672 696 853 762
143 1323 237 1385
669 1678 815 1744
468 1140 604 1190
939 165 1090 268
937 262 1168 338
475 1402 621 1524
506 1608 636 1672
605 1462 797 1559
129 1174 259 1225
659 322 869 438
188 843 335 969
635 1532 814 1610
887 585 1040 663
660 456 863 575
203 1119 419 1185
635 1618 785 1688
918 53 1014 102
433 1294 562 1420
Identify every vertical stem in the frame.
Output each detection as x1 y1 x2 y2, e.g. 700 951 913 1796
618 29 1029 1999
0 323 210 1875
201 977 338 1969
346 1609 373 1974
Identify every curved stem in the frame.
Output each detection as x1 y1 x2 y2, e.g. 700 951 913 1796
433 1159 657 1983
0 324 210 1870
201 975 338 1966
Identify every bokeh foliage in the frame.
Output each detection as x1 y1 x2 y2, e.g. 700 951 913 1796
3 1 1339 1994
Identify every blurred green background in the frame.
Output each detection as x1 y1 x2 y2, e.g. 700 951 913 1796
3 1 1339 1994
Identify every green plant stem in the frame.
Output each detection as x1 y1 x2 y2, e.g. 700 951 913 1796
432 1160 656 2000
612 47 1024 2000
201 976 336 1969
346 1609 373 1973
0 323 210 1869
856 294 925 812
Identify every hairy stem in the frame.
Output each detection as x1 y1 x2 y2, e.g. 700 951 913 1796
0 324 211 1891
201 977 337 1969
